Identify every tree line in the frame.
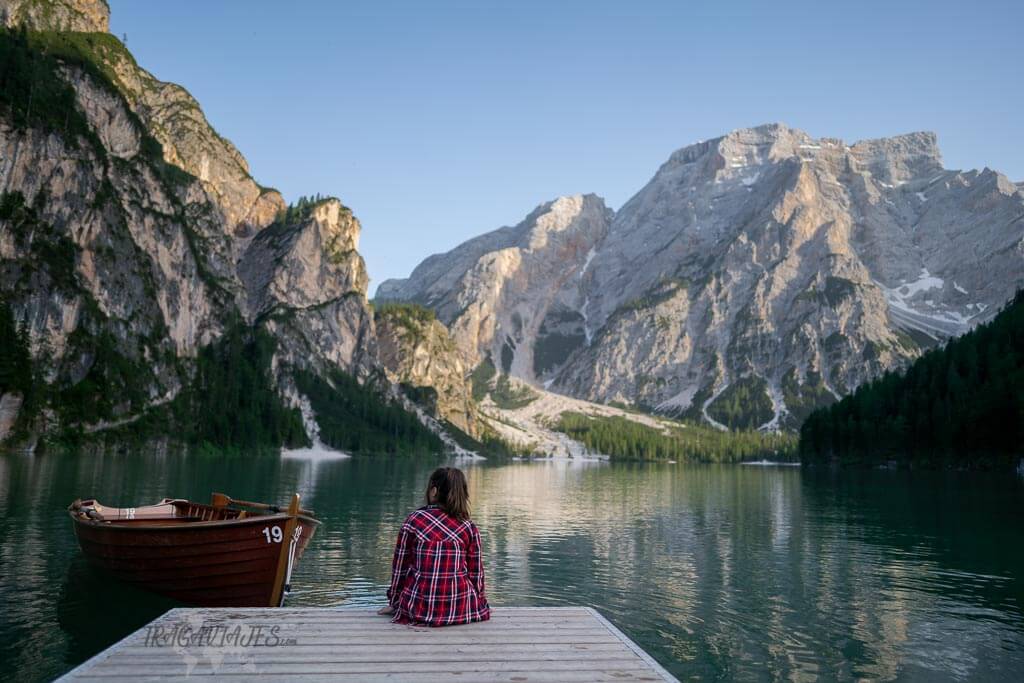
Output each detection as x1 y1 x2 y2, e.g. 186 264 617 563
800 290 1024 468
178 322 309 454
555 411 796 463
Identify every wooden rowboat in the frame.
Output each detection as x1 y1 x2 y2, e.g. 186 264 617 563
68 492 321 607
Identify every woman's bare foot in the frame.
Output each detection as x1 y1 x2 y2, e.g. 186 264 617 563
377 605 395 616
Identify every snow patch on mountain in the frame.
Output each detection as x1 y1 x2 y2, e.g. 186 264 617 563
881 269 974 337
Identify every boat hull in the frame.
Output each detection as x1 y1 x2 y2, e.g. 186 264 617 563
70 513 318 607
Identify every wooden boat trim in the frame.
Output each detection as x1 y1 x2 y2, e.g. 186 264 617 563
69 512 320 531
68 497 321 531
269 493 302 607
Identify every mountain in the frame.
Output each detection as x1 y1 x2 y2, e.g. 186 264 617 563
0 1 475 451
800 290 1024 467
379 124 1024 430
377 194 612 378
373 302 478 437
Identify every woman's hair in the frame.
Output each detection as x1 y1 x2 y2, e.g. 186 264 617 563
425 467 470 520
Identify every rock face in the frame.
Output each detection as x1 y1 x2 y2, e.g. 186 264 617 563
1 63 220 417
96 44 286 242
240 199 375 378
378 194 613 382
0 1 383 447
380 124 1024 430
1 0 108 32
374 306 478 436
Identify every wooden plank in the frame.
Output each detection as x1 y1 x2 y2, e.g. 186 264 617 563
128 618 602 626
176 612 600 623
119 623 611 635
102 653 642 667
123 634 623 646
172 610 598 622
112 643 626 658
112 621 613 637
129 613 604 625
58 606 679 682
103 653 639 666
86 659 652 674
110 630 622 647
180 606 594 614
109 634 623 647
105 647 630 663
70 672 666 683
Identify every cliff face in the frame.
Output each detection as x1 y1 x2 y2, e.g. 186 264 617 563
0 0 108 33
380 124 1024 430
374 306 478 437
93 38 286 243
0 3 390 450
240 199 376 379
0 58 224 433
1 0 283 240
378 194 613 382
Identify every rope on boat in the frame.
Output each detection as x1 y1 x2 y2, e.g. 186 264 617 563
279 525 302 606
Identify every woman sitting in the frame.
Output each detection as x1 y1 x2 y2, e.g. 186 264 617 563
379 466 491 625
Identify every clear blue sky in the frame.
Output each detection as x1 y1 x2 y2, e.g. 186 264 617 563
108 0 1023 290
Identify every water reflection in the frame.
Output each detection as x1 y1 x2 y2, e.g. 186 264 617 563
0 453 1022 681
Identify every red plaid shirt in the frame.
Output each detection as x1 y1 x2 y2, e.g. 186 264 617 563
386 504 490 626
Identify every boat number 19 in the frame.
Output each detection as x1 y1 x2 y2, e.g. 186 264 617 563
262 526 283 543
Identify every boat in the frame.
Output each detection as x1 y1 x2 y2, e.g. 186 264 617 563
67 492 321 607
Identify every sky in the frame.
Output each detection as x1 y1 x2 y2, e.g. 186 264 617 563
108 0 1024 291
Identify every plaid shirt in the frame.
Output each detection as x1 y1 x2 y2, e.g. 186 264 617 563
386 504 490 626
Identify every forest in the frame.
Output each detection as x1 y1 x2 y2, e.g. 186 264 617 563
177 323 310 454
0 300 32 401
1 301 445 455
295 368 443 456
555 411 796 463
800 290 1024 467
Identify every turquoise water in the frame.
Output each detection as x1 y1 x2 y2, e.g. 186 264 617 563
1 452 1023 681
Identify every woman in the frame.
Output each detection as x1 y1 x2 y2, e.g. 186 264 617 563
379 466 491 625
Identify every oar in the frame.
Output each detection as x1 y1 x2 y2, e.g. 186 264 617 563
211 492 315 517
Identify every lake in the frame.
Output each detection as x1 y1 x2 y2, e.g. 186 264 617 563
1 451 1023 681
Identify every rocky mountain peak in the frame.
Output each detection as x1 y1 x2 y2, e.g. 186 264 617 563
377 193 613 378
310 197 361 253
522 194 608 248
376 193 611 305
849 130 942 185
659 123 944 188
385 124 1024 432
716 123 811 162
661 123 805 175
0 0 109 32
239 198 368 321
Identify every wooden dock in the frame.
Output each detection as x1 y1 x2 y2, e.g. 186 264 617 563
58 607 679 682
